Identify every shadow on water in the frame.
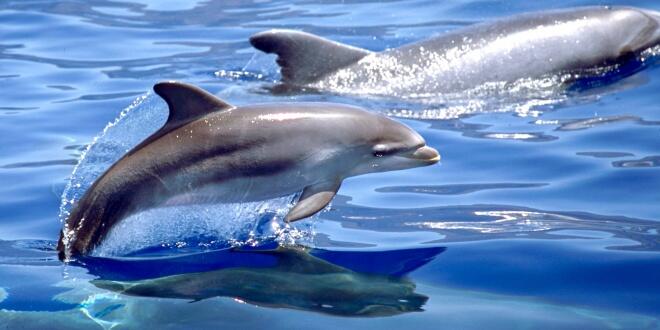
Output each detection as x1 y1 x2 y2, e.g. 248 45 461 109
83 244 445 317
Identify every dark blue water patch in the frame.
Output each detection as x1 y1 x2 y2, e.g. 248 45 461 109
0 240 76 312
0 284 76 312
310 246 445 277
78 243 444 281
0 171 66 239
78 247 280 281
567 51 660 93
563 168 660 209
0 265 77 312
416 237 660 316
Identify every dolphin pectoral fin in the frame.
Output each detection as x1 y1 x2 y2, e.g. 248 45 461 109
249 29 371 85
285 180 341 222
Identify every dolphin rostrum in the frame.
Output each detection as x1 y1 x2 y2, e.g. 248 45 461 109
250 6 660 95
57 81 440 260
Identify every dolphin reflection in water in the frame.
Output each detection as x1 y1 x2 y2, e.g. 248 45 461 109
90 245 445 317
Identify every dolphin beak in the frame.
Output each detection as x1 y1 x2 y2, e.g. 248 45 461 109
410 146 440 164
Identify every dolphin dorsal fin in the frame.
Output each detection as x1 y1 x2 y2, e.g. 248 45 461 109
154 81 233 131
124 82 234 156
250 29 371 85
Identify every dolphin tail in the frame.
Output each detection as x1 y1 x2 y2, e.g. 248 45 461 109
249 29 371 85
57 185 135 261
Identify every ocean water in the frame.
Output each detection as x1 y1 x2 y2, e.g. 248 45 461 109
1 0 660 329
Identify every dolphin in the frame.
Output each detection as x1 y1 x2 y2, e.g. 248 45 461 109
249 6 660 95
57 81 440 260
91 246 434 317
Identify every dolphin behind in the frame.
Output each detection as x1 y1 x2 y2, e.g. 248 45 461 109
57 82 439 260
250 6 660 95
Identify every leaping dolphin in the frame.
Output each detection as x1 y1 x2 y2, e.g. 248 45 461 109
57 81 439 260
250 6 660 95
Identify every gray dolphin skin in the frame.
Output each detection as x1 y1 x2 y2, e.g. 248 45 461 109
250 6 660 95
57 81 439 259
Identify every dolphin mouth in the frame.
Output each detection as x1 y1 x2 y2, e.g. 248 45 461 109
408 146 440 164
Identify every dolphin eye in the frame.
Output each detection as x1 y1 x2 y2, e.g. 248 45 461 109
373 144 388 158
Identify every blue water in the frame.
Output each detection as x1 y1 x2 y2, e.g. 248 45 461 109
1 0 660 328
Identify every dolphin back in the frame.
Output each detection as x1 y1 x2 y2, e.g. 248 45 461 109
250 7 660 94
250 29 371 85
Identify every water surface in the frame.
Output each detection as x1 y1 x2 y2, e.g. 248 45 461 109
1 0 659 328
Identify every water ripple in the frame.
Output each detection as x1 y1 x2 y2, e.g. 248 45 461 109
1 159 77 169
612 156 660 168
322 196 660 251
375 183 547 195
576 151 635 158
